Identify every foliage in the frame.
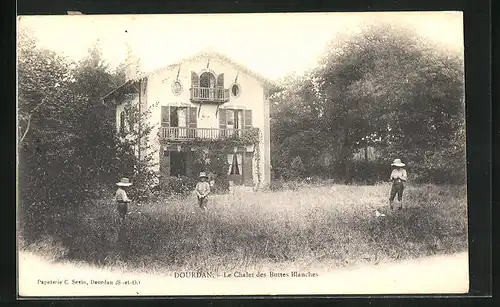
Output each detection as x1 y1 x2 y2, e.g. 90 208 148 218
270 23 465 184
189 127 261 191
158 176 198 196
116 100 160 200
270 74 328 179
17 29 156 243
290 155 306 178
18 29 89 242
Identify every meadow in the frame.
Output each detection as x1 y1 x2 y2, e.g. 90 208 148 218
22 183 468 274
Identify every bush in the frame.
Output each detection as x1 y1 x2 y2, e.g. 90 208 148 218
290 156 305 177
268 179 285 191
211 175 230 194
159 176 198 196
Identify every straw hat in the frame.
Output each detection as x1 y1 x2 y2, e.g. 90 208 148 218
391 159 405 167
116 178 133 187
198 172 208 178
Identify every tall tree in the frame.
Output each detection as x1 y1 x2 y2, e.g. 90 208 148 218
18 32 133 242
69 43 126 185
313 24 465 182
270 74 327 178
18 28 87 241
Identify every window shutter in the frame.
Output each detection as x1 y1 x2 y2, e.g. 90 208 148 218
188 107 197 128
161 106 170 127
217 73 224 88
191 71 199 88
244 109 252 129
219 108 227 129
120 111 126 133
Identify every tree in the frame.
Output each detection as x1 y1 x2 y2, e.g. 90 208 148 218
270 74 328 178
17 32 135 243
313 23 465 183
69 43 127 186
18 28 88 241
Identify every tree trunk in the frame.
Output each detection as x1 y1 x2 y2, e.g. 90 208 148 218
339 145 353 185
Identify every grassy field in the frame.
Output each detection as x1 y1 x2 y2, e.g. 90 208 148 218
22 183 468 273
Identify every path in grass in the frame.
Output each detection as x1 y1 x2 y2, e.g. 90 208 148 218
19 250 468 296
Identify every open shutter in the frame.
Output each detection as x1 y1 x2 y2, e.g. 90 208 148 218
219 108 227 129
217 73 224 88
188 107 197 128
120 111 126 134
161 106 170 127
191 71 199 88
244 109 252 129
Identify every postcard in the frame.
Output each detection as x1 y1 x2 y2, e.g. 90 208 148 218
17 12 468 297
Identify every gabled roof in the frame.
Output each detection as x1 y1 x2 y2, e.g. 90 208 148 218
147 48 276 86
102 48 277 102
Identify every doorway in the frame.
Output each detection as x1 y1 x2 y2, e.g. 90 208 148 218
170 152 187 177
200 72 216 100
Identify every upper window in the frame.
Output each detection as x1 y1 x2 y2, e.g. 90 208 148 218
171 80 183 96
200 72 216 88
231 83 241 97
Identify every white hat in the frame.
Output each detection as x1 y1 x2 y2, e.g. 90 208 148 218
116 178 133 187
391 159 405 167
199 172 208 178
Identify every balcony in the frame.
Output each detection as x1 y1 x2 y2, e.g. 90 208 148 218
159 127 251 142
190 87 230 103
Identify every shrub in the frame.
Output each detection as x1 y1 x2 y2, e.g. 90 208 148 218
290 156 305 177
159 176 198 196
268 179 285 191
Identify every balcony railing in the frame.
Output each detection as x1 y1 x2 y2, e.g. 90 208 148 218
159 127 246 141
190 87 230 103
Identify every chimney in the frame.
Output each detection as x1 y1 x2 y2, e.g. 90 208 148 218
125 44 141 81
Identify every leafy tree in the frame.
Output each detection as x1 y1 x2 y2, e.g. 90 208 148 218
313 24 465 183
17 31 135 243
18 29 86 241
270 23 465 184
270 74 327 178
68 43 127 186
116 98 160 199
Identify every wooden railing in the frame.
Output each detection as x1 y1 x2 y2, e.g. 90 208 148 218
159 127 245 141
190 87 230 103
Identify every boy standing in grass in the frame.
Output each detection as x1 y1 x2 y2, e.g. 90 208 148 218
195 172 211 210
389 159 407 210
116 177 132 221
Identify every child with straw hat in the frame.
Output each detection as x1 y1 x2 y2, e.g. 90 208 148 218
389 159 407 210
115 177 132 221
195 172 211 210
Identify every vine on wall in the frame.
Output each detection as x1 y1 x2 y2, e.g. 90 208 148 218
188 127 262 190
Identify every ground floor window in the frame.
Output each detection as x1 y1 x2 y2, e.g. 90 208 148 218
227 153 242 175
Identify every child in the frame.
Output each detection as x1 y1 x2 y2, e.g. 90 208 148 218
195 172 211 210
115 177 132 221
389 159 407 210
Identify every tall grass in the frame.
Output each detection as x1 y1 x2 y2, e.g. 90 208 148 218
22 184 467 273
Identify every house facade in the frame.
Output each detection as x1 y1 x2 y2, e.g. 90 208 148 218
104 50 272 187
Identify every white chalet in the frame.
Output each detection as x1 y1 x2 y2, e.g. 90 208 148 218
103 50 273 187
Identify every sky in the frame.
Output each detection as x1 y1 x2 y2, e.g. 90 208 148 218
18 12 463 80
